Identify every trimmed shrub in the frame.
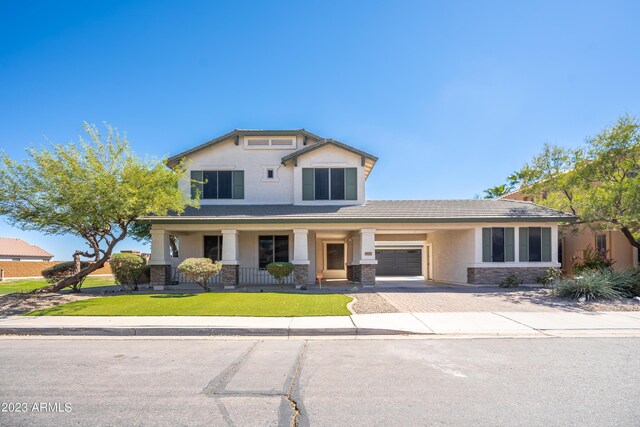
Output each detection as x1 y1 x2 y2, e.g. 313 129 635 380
41 261 90 292
266 262 294 284
499 273 521 288
556 269 624 301
110 253 147 292
178 258 222 292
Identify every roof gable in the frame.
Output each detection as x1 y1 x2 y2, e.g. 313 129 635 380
280 139 378 177
166 129 323 167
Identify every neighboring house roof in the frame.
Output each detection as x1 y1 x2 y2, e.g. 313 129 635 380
0 238 53 258
144 200 576 224
166 129 324 167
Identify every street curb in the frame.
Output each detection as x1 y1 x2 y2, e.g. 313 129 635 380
0 326 427 337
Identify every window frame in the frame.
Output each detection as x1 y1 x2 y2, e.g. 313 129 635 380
198 170 243 200
203 235 223 261
306 167 353 201
258 235 290 269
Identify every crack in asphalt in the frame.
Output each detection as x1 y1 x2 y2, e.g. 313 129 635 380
202 340 309 427
284 340 309 427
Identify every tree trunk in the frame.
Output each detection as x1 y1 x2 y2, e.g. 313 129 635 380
34 231 128 293
619 226 640 250
34 256 109 293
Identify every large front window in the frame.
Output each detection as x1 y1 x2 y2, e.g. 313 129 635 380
483 227 514 262
519 227 552 262
204 235 222 261
258 236 289 268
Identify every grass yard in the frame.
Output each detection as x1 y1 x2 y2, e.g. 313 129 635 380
0 276 116 295
26 292 353 317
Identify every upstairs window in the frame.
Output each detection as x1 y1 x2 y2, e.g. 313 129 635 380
190 170 244 200
244 137 295 149
302 168 357 201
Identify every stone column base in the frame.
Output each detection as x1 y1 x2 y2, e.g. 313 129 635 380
359 264 376 287
467 267 554 285
293 264 309 289
150 265 171 290
346 265 354 282
221 264 239 289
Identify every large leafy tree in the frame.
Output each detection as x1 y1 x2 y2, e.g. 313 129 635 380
493 115 640 250
483 184 515 199
0 123 194 292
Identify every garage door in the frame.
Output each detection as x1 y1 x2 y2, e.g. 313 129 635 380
375 249 422 276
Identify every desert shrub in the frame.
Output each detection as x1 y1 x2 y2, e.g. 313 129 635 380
178 258 222 292
110 253 147 292
499 273 521 288
632 268 640 297
599 268 639 297
573 245 614 273
266 262 294 284
41 261 90 292
556 269 624 301
537 268 562 288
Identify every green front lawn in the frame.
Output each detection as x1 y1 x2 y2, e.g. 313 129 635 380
0 276 116 295
26 292 353 317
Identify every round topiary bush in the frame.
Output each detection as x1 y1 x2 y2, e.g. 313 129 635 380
177 258 222 292
110 253 147 292
41 261 90 292
266 262 294 284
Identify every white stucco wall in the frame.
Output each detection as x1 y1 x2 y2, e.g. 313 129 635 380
178 135 366 206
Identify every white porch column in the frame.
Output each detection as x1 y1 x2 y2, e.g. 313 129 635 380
149 228 171 289
292 229 310 264
292 229 310 288
149 228 171 265
359 228 377 264
357 228 377 287
221 229 239 264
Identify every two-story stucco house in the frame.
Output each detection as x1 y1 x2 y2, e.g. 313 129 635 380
143 129 574 288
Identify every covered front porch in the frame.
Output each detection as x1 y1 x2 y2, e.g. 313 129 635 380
149 227 383 289
148 222 562 288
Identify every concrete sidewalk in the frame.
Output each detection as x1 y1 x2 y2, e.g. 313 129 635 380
2 311 640 337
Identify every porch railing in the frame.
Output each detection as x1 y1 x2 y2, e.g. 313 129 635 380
238 268 293 285
170 267 292 286
170 267 221 285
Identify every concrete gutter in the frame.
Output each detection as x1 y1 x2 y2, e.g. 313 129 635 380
1 312 640 337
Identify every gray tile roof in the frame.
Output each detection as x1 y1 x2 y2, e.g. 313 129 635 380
146 200 575 223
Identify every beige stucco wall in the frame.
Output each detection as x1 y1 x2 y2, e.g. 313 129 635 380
426 229 475 284
561 226 637 273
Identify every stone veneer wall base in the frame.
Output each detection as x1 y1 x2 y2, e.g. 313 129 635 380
293 264 309 289
150 265 171 289
220 264 239 288
467 266 556 285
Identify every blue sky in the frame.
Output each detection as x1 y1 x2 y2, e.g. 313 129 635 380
1 0 639 259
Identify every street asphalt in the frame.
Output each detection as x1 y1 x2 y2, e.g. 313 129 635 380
1 337 639 426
